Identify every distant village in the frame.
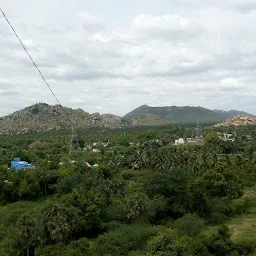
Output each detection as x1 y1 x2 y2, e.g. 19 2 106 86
8 129 253 173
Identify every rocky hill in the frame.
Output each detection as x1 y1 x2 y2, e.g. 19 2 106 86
0 103 129 135
123 105 248 125
1 103 253 134
214 114 256 127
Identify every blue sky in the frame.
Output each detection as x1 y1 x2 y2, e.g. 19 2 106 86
1 0 256 116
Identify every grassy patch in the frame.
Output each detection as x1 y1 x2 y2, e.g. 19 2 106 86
228 215 256 237
228 183 256 238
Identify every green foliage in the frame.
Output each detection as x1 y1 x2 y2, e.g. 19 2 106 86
175 213 205 237
147 195 169 222
199 225 233 256
117 135 130 147
145 168 192 214
29 140 50 150
16 214 37 255
204 131 220 145
35 237 90 256
0 124 255 255
68 189 106 231
94 224 158 256
202 168 243 199
56 167 101 194
125 193 149 223
146 232 209 256
41 203 78 244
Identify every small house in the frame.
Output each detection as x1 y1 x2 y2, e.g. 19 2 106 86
11 157 33 171
175 138 185 145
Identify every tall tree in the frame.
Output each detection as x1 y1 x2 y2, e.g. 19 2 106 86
42 203 76 244
17 214 37 256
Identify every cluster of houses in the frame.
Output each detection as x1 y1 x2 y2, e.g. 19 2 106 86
174 132 238 145
83 141 110 153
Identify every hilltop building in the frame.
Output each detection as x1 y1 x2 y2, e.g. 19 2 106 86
11 157 33 171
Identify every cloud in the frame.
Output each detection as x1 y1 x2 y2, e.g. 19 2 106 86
219 78 244 92
77 12 104 32
231 0 256 12
69 97 85 104
131 14 202 41
0 0 256 116
0 88 19 96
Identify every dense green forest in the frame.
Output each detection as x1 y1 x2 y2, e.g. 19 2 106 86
0 124 256 255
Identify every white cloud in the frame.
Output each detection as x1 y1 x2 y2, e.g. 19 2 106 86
0 0 256 116
231 0 256 12
69 97 85 104
77 11 104 32
131 14 202 41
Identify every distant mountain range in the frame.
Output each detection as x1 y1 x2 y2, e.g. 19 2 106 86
123 105 250 126
0 103 252 135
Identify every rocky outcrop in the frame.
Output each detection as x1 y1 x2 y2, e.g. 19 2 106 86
0 103 130 135
214 114 256 127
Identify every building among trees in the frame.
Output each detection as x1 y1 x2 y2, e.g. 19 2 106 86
11 157 33 171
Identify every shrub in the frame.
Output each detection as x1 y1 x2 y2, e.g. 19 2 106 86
122 172 134 180
35 238 90 256
94 224 157 256
175 213 205 237
146 232 209 256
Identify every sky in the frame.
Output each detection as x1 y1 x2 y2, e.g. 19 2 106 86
1 0 256 116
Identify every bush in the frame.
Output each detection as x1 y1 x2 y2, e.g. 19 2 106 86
94 224 157 256
35 238 90 256
199 225 233 256
146 232 209 256
206 198 234 224
207 212 228 225
122 172 134 180
147 195 169 223
231 198 250 215
175 214 205 237
233 238 256 256
104 201 126 222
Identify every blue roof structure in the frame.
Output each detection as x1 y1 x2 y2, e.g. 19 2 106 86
11 157 33 171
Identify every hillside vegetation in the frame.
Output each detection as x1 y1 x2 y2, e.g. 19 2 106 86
124 105 249 125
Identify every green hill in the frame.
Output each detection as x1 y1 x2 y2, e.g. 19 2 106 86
124 105 248 125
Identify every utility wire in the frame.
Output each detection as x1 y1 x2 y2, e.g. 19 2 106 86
0 8 75 130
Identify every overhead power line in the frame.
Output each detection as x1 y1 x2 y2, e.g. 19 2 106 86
0 8 81 152
0 8 75 130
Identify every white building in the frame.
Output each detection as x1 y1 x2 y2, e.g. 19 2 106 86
175 138 185 145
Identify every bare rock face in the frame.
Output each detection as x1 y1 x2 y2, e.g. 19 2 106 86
0 103 130 135
214 114 256 127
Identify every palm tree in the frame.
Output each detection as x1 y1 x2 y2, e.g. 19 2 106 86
17 214 36 256
42 204 73 244
125 194 149 223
